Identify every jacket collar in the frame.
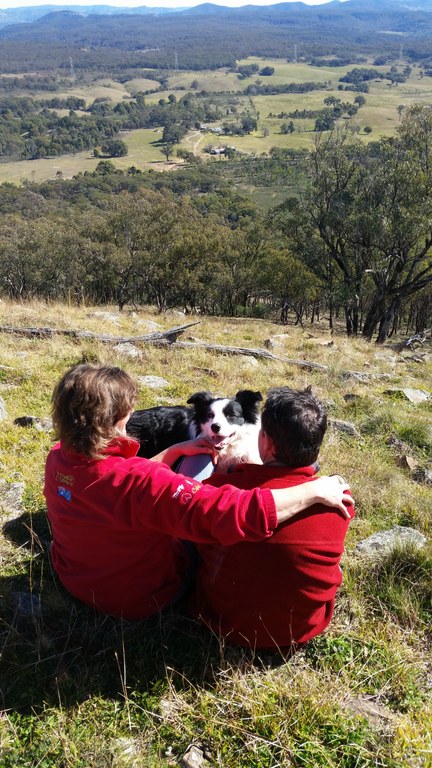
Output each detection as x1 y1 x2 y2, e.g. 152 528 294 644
59 436 140 461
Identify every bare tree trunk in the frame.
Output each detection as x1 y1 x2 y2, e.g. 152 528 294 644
376 304 396 344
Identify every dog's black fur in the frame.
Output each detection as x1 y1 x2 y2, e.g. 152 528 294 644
126 390 263 467
127 404 193 458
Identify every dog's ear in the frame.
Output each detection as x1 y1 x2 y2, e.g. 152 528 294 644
187 391 214 407
235 390 263 422
187 391 214 424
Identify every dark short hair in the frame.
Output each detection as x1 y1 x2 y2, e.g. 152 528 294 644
261 386 327 468
52 364 138 458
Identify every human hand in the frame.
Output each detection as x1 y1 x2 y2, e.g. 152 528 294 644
175 436 216 459
149 436 216 465
312 475 353 518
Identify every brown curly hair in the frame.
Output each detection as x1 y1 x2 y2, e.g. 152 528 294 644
51 364 138 458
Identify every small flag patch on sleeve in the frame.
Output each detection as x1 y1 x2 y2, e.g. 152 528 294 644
57 486 72 502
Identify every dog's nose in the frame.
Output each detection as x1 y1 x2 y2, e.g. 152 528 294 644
211 424 220 434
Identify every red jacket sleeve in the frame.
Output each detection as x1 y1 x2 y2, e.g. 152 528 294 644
117 459 278 545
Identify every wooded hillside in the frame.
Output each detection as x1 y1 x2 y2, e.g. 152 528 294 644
1 0 432 73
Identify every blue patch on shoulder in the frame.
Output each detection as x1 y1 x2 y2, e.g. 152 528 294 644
57 486 72 502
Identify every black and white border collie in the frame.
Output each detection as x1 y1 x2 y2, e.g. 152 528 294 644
126 390 263 472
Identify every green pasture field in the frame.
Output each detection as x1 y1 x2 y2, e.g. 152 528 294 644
144 88 185 104
29 78 131 106
141 86 250 104
122 76 161 94
158 60 376 98
164 67 243 93
218 129 316 153
0 151 102 184
50 108 88 118
0 129 169 183
0 72 28 79
116 128 170 166
223 66 432 153
235 182 289 208
236 57 365 87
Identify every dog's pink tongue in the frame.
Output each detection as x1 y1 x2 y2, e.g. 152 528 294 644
212 433 235 448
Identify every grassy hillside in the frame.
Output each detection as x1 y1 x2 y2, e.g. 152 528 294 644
0 300 430 767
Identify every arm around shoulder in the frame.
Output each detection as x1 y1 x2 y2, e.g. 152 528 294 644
127 459 277 545
272 475 354 523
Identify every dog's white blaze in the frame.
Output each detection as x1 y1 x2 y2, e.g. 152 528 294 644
197 398 262 471
204 399 235 439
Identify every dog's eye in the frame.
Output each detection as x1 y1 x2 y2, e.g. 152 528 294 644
227 415 244 425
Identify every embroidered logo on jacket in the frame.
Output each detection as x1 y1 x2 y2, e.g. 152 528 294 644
172 479 201 504
56 471 74 487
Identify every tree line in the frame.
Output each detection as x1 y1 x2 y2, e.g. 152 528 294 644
0 91 253 161
0 92 219 160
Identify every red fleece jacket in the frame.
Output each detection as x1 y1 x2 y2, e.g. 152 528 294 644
43 437 276 619
192 464 354 650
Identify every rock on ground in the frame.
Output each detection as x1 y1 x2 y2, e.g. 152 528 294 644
0 396 7 421
355 526 427 557
0 480 25 520
14 416 53 432
136 320 163 331
242 357 259 368
339 371 392 382
88 311 120 324
412 468 432 486
180 744 211 768
329 418 362 438
113 343 143 359
384 388 431 403
137 375 170 389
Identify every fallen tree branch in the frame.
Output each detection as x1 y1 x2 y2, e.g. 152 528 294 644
0 323 327 371
0 322 200 344
153 340 328 371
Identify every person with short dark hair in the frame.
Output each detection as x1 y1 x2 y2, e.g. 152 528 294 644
192 386 355 650
44 366 352 620
261 385 327 468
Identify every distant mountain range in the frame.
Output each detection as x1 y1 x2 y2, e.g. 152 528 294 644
2 0 432 39
1 0 432 73
0 0 431 31
0 4 188 28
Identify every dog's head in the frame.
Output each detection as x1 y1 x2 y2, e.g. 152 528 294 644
187 390 262 452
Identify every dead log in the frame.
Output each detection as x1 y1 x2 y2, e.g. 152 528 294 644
153 340 328 371
0 322 327 371
0 322 200 345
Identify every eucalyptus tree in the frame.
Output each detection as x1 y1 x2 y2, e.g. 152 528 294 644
97 190 155 310
0 212 100 303
0 214 44 299
100 189 225 313
270 129 371 335
357 104 432 341
272 106 432 342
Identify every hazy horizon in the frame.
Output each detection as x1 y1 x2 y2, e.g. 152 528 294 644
0 0 337 10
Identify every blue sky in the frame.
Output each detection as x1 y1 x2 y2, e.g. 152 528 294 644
0 0 336 9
